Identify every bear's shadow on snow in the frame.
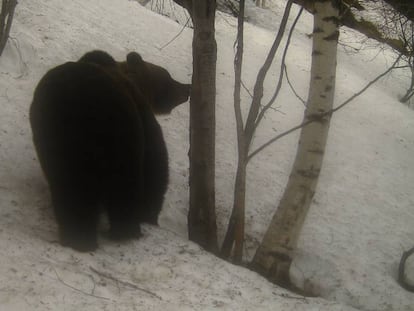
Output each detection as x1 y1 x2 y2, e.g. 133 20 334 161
29 50 190 252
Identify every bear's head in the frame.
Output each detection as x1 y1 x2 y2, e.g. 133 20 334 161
124 52 190 114
79 50 191 114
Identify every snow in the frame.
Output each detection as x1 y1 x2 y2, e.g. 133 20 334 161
0 0 413 310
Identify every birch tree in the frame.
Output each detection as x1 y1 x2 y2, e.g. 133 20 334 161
251 0 340 287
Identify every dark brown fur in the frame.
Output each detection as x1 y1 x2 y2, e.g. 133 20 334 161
30 50 190 251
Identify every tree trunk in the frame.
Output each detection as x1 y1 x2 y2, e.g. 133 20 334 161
255 0 266 8
400 59 414 103
0 0 18 57
221 0 294 261
220 0 246 262
187 0 218 253
251 0 339 288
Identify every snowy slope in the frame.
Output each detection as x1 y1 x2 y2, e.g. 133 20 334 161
0 0 413 310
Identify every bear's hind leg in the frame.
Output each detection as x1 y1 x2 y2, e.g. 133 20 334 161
141 195 164 225
106 181 142 241
52 188 100 252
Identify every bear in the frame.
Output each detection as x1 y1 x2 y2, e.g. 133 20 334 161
30 50 190 252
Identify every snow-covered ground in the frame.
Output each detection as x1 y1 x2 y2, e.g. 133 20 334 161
0 0 413 310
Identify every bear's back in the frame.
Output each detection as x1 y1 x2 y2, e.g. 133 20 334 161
30 61 145 186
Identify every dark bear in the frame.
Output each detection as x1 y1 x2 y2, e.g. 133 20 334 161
30 50 190 252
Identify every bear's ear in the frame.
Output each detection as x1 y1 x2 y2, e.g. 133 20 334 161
126 52 145 72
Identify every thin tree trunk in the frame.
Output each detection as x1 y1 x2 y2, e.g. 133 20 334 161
188 0 218 253
244 0 293 147
221 0 295 261
400 60 414 103
0 0 18 57
220 0 246 262
251 0 340 288
255 0 266 8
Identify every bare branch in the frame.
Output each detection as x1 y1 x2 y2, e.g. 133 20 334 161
53 268 111 300
330 54 402 114
244 0 294 147
253 7 303 130
248 54 402 161
90 267 162 299
158 16 191 50
284 65 306 105
241 79 253 98
233 0 246 150
248 120 311 161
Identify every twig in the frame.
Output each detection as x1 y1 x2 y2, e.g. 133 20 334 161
248 54 402 161
53 268 110 300
276 292 308 301
89 266 162 300
330 53 402 114
158 16 191 50
284 65 306 105
253 6 304 130
217 11 237 28
398 246 414 292
248 120 311 161
244 0 294 146
241 79 253 98
265 105 286 115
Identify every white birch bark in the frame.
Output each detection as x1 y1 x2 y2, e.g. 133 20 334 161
251 0 340 285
